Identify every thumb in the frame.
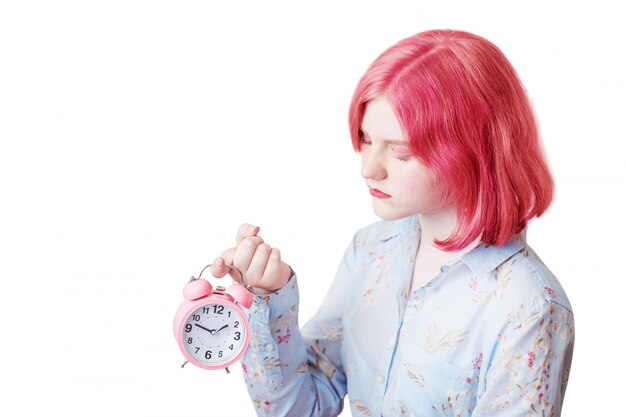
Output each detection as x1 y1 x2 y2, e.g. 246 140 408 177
210 255 230 278
236 223 260 246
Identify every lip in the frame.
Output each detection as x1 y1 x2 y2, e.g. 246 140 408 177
369 186 391 198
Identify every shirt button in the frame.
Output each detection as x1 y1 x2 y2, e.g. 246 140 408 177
266 343 274 351
377 375 385 384
258 304 266 311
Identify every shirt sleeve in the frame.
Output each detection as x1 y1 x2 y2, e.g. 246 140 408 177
472 300 575 417
240 232 358 417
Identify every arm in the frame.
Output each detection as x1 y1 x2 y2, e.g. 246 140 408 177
472 300 575 416
241 232 357 417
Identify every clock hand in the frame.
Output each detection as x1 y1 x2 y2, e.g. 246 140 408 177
195 323 217 335
214 324 229 334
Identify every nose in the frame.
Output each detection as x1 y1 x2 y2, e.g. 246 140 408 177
360 148 387 181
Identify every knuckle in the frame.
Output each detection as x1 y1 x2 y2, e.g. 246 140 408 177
241 236 258 247
258 242 271 252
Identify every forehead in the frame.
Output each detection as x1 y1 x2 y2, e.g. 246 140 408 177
360 96 407 144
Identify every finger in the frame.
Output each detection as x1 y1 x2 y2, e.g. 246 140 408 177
211 251 247 283
232 236 264 282
244 242 273 287
258 247 282 287
210 248 235 278
236 223 260 246
211 256 225 276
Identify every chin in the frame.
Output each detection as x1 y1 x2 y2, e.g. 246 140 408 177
371 205 415 221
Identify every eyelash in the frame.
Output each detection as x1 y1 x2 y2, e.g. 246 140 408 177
358 136 412 162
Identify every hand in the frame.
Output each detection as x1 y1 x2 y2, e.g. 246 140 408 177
210 223 292 295
194 323 228 335
195 323 215 334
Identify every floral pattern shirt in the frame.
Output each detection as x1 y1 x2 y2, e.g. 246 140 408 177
240 213 575 417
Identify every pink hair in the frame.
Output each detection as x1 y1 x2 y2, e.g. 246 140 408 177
348 29 554 250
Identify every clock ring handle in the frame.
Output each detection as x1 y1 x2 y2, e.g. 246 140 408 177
195 263 252 291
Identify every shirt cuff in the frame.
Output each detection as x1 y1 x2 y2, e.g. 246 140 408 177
246 267 298 325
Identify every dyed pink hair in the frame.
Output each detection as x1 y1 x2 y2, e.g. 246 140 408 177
348 29 554 250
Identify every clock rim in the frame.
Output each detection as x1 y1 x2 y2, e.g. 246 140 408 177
174 295 250 370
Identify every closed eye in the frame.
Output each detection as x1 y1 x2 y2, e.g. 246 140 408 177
358 133 412 162
393 153 411 162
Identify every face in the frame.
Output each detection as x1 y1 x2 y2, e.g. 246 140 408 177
359 94 448 220
182 302 246 365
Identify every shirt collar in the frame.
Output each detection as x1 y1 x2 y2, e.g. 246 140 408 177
460 230 526 278
376 215 414 242
405 213 527 279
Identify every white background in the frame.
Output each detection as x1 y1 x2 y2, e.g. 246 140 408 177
1 0 623 416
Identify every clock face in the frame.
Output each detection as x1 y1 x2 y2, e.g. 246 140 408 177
182 302 247 365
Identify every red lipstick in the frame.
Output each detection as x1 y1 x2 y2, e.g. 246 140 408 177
369 187 391 198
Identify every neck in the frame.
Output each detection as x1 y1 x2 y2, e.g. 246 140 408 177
417 204 482 255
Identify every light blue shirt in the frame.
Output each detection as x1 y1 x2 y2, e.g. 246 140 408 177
241 213 575 417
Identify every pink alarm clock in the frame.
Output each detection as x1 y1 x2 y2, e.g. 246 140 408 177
173 263 253 372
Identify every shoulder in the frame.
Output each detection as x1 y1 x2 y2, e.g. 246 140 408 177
489 242 574 316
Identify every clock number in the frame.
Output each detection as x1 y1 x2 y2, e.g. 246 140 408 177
218 351 223 358
229 344 234 350
185 324 192 333
187 337 193 344
205 350 212 360
234 332 241 341
192 314 201 321
195 347 200 354
234 321 239 328
213 305 224 315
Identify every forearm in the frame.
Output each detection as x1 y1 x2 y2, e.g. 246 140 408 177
241 273 345 417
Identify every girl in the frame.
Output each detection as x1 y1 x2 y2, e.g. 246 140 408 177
211 29 574 417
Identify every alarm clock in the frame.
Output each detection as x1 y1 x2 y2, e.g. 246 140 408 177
173 263 253 373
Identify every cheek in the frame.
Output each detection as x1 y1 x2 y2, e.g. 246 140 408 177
400 167 443 200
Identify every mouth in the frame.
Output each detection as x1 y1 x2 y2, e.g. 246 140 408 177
369 186 391 198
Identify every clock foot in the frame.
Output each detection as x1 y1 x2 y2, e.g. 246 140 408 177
181 360 188 368
225 366 230 374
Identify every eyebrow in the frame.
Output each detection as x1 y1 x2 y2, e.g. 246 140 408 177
359 127 408 146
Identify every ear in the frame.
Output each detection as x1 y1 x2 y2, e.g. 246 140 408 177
183 278 212 301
